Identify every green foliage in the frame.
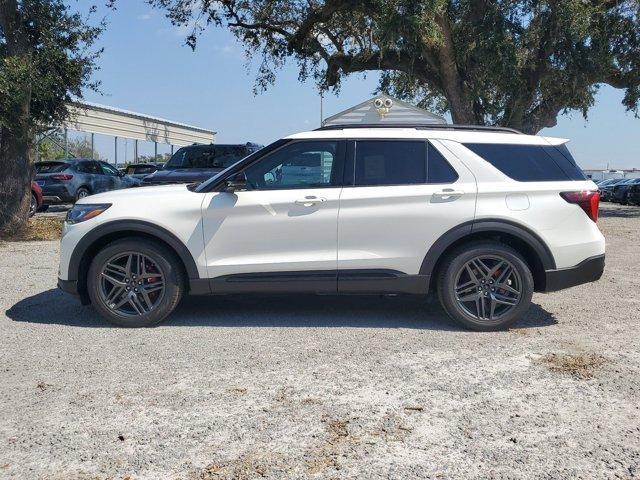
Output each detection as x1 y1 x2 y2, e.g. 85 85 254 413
36 131 104 161
150 0 640 133
0 1 104 134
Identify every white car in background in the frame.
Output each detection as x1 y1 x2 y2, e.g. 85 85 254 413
57 124 605 330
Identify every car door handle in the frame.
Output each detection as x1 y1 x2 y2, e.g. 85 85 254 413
432 189 464 200
295 196 326 207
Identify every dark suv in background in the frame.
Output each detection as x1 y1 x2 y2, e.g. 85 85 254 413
610 178 640 204
35 159 140 206
141 143 262 185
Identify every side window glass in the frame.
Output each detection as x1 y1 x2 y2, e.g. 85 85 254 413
354 141 425 186
77 161 94 174
244 141 342 190
99 162 120 176
427 142 459 183
190 148 215 168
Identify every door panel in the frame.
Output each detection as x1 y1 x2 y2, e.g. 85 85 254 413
337 140 477 276
201 188 341 279
201 139 345 286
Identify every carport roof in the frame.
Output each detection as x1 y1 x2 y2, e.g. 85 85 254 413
63 101 216 147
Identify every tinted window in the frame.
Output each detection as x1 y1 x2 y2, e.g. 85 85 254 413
77 161 100 174
244 141 342 190
35 162 68 173
354 141 425 186
98 162 120 176
166 145 249 169
428 143 458 183
127 165 157 175
464 143 586 182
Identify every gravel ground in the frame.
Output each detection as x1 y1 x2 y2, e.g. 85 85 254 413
1 203 639 480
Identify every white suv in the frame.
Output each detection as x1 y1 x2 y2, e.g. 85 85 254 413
57 125 605 331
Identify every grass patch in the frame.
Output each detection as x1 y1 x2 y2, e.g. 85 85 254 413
539 353 606 379
1 217 63 242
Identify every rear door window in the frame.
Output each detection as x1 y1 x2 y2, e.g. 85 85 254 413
464 143 586 181
77 161 100 174
427 143 459 184
353 140 426 186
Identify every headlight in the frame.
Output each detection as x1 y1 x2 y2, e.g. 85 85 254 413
65 204 111 224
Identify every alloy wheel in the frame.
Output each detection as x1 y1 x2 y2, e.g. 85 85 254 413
454 255 522 322
99 252 165 316
29 195 37 216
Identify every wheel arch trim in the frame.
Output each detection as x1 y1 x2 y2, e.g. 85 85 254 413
419 218 556 277
67 219 200 282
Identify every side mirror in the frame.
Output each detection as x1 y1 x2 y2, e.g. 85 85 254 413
225 172 248 192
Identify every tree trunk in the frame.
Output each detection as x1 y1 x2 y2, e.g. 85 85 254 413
0 0 34 236
0 125 33 236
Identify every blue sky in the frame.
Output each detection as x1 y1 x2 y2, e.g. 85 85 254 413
81 2 639 169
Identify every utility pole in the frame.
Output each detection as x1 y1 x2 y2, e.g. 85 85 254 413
320 89 324 127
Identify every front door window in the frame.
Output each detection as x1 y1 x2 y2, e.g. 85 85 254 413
243 141 342 190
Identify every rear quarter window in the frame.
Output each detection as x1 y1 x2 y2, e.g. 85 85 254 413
464 143 586 182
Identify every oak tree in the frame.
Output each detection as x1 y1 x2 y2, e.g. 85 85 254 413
0 0 102 234
152 0 640 133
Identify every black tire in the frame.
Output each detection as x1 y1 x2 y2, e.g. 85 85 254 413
87 238 184 327
75 186 91 201
29 193 37 217
37 204 49 213
437 241 534 331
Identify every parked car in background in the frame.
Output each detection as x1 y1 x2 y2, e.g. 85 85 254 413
628 184 640 206
610 178 640 204
596 178 621 188
599 178 629 201
35 159 140 206
123 163 163 179
141 143 262 186
30 181 43 217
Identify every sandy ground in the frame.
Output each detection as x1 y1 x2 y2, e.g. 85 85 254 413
0 203 639 479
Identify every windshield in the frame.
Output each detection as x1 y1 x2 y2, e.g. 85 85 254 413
165 145 250 169
35 162 69 173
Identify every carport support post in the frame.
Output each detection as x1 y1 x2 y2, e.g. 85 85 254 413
90 133 95 159
154 141 158 160
114 136 118 166
64 128 68 157
170 145 174 156
134 139 138 162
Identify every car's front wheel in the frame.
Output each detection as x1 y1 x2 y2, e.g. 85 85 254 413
87 238 184 327
437 241 534 331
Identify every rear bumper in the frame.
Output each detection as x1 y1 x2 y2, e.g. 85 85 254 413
42 185 74 204
543 254 605 292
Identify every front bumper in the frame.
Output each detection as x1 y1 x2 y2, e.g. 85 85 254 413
58 277 79 296
543 254 605 292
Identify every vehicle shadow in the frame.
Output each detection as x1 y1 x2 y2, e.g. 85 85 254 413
6 288 557 331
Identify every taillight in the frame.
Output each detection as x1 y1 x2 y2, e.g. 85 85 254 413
51 174 73 181
560 191 600 222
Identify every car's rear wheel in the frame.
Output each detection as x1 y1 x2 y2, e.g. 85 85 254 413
87 238 184 327
29 193 37 217
437 241 534 331
75 187 90 201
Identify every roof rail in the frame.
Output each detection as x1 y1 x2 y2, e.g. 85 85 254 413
315 123 523 134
